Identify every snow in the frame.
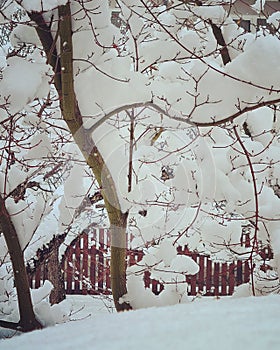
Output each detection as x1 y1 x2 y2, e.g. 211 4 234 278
1 0 280 340
0 57 50 114
19 0 68 12
267 12 280 29
1 294 280 349
10 24 42 47
251 0 266 14
191 5 227 25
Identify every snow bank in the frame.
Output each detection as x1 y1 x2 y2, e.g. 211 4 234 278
0 295 280 350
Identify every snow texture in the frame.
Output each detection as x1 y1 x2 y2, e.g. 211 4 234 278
18 0 68 12
1 0 280 321
1 294 280 349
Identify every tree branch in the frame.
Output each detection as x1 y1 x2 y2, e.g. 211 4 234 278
27 11 61 92
84 102 162 133
189 98 280 127
0 320 22 331
139 0 280 94
208 19 231 66
84 97 280 132
0 194 42 331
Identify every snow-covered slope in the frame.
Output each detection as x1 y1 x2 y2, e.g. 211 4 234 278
1 295 280 350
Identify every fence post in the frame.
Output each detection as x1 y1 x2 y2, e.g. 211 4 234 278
205 257 212 296
89 245 97 293
244 261 250 283
236 260 243 285
190 253 198 295
221 263 228 295
34 266 42 288
97 248 104 293
64 245 73 294
198 255 205 293
144 271 151 289
213 262 220 296
74 238 81 294
229 262 235 295
82 233 89 295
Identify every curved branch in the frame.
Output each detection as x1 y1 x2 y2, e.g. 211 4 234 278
85 102 160 133
85 97 280 132
191 98 280 127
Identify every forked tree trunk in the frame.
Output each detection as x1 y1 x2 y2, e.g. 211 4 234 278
30 3 131 311
58 3 131 310
0 195 42 332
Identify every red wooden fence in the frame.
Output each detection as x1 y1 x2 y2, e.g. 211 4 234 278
29 229 250 296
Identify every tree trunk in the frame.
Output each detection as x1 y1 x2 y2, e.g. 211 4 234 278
45 241 66 305
26 232 68 305
110 243 131 310
109 216 131 311
58 3 131 310
29 3 131 311
0 195 42 332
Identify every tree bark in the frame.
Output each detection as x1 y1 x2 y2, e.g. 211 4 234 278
209 20 231 66
26 233 67 305
46 241 66 305
0 195 42 332
58 3 131 311
30 3 131 311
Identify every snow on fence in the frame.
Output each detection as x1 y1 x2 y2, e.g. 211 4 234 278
29 229 250 296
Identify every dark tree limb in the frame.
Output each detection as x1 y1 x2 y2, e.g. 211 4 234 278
0 320 21 331
27 11 62 92
209 20 231 66
0 195 42 332
0 320 29 332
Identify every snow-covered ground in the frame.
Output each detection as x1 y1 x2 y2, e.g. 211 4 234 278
1 294 280 349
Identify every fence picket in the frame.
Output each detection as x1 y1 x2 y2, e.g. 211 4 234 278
205 258 212 296
244 260 250 282
74 239 81 293
221 264 228 295
89 246 97 292
229 262 235 295
98 248 104 292
198 255 205 292
190 253 198 295
82 234 88 294
213 262 220 296
65 245 72 293
105 258 110 291
236 260 243 285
